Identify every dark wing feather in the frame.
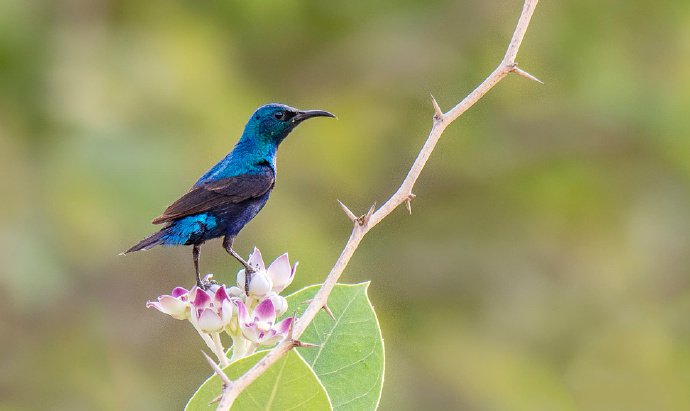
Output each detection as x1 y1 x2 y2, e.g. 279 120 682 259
152 168 275 224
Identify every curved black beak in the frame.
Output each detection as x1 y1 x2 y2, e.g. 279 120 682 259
292 109 336 123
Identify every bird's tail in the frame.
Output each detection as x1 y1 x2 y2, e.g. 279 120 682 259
121 230 167 255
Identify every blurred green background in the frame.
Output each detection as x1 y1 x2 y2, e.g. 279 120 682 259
2 0 690 410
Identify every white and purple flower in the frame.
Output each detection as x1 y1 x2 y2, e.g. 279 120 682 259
235 299 293 346
146 286 191 320
236 248 298 297
188 285 234 333
147 248 299 364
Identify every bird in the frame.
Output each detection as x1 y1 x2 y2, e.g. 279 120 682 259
123 103 335 291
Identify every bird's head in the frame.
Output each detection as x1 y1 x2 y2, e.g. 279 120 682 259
247 103 335 146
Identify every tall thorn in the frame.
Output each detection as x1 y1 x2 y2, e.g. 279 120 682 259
405 193 416 215
287 311 297 341
337 199 358 223
294 340 320 349
322 303 335 321
202 351 232 386
431 94 444 120
512 66 544 84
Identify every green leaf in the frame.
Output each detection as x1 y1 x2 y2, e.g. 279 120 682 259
185 350 332 411
284 282 385 411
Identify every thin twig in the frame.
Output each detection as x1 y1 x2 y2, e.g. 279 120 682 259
212 332 230 368
213 1 541 408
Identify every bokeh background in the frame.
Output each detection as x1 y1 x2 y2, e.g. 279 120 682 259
2 0 690 410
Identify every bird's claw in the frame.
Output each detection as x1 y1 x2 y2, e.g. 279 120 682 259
243 262 258 296
199 279 217 290
196 274 218 290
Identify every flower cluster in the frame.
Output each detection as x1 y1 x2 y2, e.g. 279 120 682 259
147 248 297 363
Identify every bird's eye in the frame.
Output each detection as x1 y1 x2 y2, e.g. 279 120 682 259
274 111 285 120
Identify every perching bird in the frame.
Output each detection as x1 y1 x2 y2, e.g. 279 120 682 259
124 103 335 290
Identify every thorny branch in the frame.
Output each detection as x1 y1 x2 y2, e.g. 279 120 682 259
208 0 541 408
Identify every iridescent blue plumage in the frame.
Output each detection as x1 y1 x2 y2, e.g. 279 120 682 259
125 103 335 287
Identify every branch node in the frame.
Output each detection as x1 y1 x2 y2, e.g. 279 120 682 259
510 64 544 84
430 94 444 120
337 199 358 223
357 202 376 226
202 350 232 405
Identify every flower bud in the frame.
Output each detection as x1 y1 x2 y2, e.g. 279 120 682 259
227 286 244 298
249 270 272 298
237 268 273 298
266 292 288 316
236 248 298 295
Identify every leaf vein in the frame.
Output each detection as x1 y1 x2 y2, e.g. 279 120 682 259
317 345 377 377
282 390 321 411
264 355 290 410
333 370 383 408
309 291 360 367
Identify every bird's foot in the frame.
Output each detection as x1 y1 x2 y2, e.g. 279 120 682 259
224 245 256 296
196 273 218 290
244 264 256 296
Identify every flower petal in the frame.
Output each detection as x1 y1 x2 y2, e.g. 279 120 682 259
234 300 250 325
248 247 265 271
196 308 224 333
191 288 211 309
158 295 189 319
275 316 294 336
220 298 234 324
241 325 261 343
146 300 165 314
214 286 229 304
259 329 280 345
171 287 189 298
253 298 276 323
267 253 292 292
234 301 260 342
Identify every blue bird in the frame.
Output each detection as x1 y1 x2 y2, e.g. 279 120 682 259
124 103 335 290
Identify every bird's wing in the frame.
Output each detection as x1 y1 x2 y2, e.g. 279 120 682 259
151 168 275 225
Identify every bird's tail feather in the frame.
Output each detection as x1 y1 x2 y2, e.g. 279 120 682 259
121 231 166 255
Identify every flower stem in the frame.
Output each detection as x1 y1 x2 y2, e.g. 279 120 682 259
195 327 216 353
212 332 229 367
191 323 227 367
229 335 246 363
247 342 258 357
229 335 260 363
